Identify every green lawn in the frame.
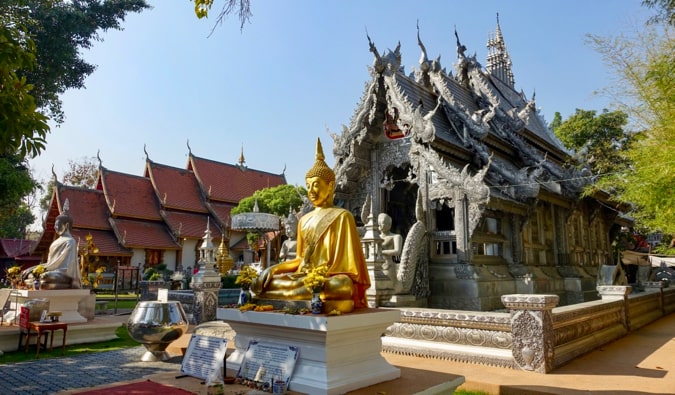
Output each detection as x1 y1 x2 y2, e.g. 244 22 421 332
0 325 139 364
0 295 142 365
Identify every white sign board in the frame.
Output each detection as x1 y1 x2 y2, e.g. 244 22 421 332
237 341 299 388
180 335 229 380
157 288 168 303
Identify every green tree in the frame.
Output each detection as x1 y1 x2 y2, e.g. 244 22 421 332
553 109 635 177
548 112 563 132
15 0 150 126
0 153 38 237
0 203 35 239
0 15 49 158
588 4 675 233
231 184 306 217
1 1 148 235
642 0 675 26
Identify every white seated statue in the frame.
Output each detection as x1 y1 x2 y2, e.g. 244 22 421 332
23 201 81 290
279 210 298 262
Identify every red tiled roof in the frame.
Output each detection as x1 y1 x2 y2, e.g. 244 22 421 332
160 210 221 240
0 239 36 258
206 202 234 226
57 185 110 229
99 168 162 220
34 189 63 256
109 218 180 250
189 155 286 203
71 229 132 257
146 161 207 213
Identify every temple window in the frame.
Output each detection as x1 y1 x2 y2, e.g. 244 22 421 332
472 214 506 260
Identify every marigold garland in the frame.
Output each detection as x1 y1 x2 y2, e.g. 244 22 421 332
235 265 259 288
303 264 328 292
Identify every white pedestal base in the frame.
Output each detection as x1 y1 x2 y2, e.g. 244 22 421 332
218 308 401 395
11 289 92 323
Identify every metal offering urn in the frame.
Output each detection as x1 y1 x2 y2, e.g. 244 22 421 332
127 300 188 362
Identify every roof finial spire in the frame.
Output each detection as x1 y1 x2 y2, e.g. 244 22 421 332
238 144 247 171
51 164 58 182
486 12 515 88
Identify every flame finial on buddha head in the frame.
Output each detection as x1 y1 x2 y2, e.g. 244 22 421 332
305 138 335 183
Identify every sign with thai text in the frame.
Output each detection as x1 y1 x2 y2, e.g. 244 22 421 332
237 341 298 388
180 334 228 380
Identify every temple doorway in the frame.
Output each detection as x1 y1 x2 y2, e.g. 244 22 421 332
381 164 417 240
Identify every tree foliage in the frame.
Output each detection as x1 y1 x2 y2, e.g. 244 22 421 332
553 109 635 177
15 0 150 126
62 156 99 188
1 0 149 159
0 15 49 158
642 0 675 26
587 6 675 233
231 184 306 218
0 153 38 237
0 1 148 236
192 0 252 32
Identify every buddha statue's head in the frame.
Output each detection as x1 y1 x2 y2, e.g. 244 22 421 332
284 209 299 239
305 138 335 209
55 199 73 235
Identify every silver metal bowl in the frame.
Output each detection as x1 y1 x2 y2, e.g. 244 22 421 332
127 300 188 361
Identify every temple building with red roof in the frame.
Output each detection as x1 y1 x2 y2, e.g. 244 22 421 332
33 147 286 279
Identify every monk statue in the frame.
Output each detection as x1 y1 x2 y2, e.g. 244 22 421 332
278 209 298 262
252 138 370 313
22 199 82 290
378 213 402 283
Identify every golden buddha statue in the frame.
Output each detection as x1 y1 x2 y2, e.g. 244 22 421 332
252 138 370 313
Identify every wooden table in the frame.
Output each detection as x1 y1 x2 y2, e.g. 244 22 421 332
27 321 68 357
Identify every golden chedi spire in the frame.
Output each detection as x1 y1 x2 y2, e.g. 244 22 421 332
216 234 234 274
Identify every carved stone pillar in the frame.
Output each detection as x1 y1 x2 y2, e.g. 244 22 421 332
597 285 632 330
191 221 222 324
455 191 471 263
501 294 559 373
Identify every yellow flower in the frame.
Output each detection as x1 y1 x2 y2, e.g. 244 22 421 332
32 264 46 277
6 265 21 279
235 265 259 288
303 264 328 292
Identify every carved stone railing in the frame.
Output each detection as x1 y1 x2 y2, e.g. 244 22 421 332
381 284 675 373
382 308 514 368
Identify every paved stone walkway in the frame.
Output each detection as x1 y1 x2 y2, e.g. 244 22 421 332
0 346 181 395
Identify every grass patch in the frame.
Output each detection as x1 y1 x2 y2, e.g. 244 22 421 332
454 391 494 395
0 325 140 365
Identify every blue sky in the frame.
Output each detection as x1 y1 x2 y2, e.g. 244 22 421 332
29 1 649 205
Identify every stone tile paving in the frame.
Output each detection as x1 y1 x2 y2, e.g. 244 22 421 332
0 346 182 395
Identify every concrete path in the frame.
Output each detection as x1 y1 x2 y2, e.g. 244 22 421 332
0 312 673 394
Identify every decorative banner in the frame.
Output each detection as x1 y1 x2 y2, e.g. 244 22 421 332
180 335 228 380
237 341 299 389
